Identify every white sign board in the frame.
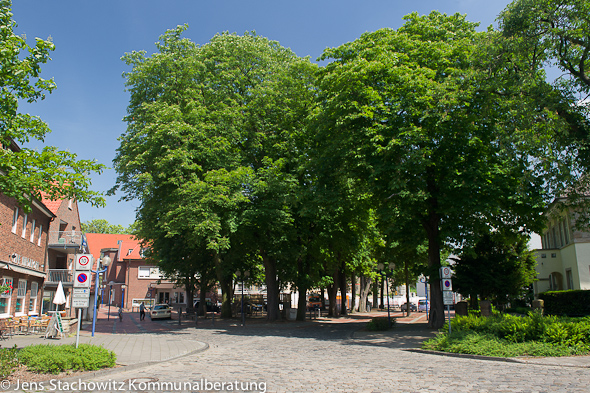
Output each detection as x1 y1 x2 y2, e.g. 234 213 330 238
443 291 454 305
72 298 90 308
441 278 452 291
73 272 91 288
75 254 93 271
73 288 90 296
439 266 452 279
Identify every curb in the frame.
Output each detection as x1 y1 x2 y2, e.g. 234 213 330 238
404 349 590 368
0 341 210 391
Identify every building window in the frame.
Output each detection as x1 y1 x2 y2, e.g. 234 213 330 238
11 207 18 234
138 267 150 278
16 280 26 314
566 269 574 290
21 214 28 238
30 219 36 243
29 282 38 313
37 224 43 246
0 277 13 316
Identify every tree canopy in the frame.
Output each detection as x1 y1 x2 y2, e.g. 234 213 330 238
81 219 135 234
0 1 105 211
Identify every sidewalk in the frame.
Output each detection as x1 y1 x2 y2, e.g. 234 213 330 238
1 309 208 366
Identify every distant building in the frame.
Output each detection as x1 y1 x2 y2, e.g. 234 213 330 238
534 199 590 296
85 233 183 311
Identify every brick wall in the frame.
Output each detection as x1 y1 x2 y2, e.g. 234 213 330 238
0 194 51 316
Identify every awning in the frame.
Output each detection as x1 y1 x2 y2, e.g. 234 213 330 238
0 261 46 278
151 282 181 290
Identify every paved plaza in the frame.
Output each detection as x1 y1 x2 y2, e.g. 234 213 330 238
3 309 590 392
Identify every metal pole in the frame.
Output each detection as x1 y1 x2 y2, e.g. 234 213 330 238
121 287 125 309
108 284 112 321
447 305 451 335
91 267 106 337
425 279 429 321
386 275 391 327
241 278 245 327
75 308 82 348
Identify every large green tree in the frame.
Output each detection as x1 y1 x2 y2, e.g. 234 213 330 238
452 232 536 307
313 12 571 328
81 219 133 234
112 27 316 320
0 1 104 210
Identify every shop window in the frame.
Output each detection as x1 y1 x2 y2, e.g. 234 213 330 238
29 282 38 313
16 280 26 314
0 277 13 315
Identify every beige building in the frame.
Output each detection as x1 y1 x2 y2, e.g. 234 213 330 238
534 201 590 296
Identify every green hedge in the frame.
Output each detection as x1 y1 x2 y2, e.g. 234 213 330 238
539 290 590 316
18 344 116 374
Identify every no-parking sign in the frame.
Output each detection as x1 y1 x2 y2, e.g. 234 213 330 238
74 271 91 288
75 254 93 271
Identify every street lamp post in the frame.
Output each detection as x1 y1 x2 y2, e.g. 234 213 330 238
236 270 250 327
92 255 111 337
107 281 115 321
377 262 395 327
121 284 126 309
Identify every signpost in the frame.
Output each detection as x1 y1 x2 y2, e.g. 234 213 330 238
74 255 93 347
440 267 453 335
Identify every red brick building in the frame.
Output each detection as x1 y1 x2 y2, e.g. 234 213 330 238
0 193 53 318
85 233 187 311
40 196 85 317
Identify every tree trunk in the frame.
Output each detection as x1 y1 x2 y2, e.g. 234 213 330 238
262 250 280 321
320 287 326 311
359 275 372 313
405 259 411 317
297 286 307 321
338 262 348 316
213 252 233 318
424 212 444 328
350 273 357 313
372 279 378 311
327 279 338 317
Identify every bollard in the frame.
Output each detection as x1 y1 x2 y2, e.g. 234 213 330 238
211 312 215 327
179 307 182 325
195 311 198 327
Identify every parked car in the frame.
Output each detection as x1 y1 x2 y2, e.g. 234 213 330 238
418 299 430 312
400 302 417 312
194 300 220 312
149 304 172 320
307 294 322 311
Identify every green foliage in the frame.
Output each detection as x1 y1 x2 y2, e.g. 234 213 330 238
0 345 19 380
423 313 590 357
366 317 395 331
539 290 590 316
452 232 537 304
81 219 134 234
18 344 116 374
0 1 105 211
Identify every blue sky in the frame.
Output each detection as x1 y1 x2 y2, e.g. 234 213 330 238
13 0 516 229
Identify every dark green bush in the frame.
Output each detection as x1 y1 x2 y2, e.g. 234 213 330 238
0 345 19 380
18 344 116 374
539 290 590 316
426 313 590 357
366 317 395 331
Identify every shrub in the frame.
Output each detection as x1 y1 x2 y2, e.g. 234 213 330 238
18 344 116 374
366 317 395 331
425 313 590 357
0 346 19 380
539 290 590 316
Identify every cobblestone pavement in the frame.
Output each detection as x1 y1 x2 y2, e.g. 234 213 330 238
67 318 590 393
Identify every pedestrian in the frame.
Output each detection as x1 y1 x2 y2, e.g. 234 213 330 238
118 305 123 321
139 302 145 321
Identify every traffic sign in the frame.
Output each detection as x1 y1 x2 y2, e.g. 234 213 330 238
74 272 91 288
75 254 93 271
443 291 454 305
73 288 90 296
441 278 452 291
72 298 89 308
439 266 452 279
